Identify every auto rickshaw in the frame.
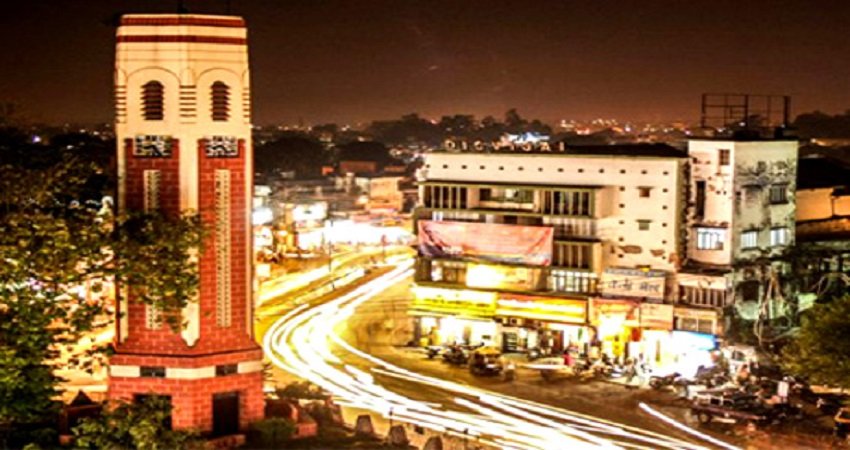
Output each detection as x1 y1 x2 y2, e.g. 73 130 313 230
469 347 503 376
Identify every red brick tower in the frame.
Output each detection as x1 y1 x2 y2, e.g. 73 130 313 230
108 14 263 434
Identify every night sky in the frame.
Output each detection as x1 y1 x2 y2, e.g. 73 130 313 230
2 0 850 125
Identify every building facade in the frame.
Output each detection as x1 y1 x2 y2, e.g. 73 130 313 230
108 14 264 434
412 137 798 371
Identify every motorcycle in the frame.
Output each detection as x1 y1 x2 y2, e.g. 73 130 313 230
442 346 469 365
526 346 552 361
649 372 687 390
426 346 442 360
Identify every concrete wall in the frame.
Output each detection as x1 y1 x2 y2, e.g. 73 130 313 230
422 152 686 272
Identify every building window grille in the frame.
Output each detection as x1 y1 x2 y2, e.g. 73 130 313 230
741 230 759 250
553 242 592 269
718 149 730 166
696 227 724 250
769 184 788 204
770 227 789 247
680 286 728 307
548 269 597 293
141 81 164 121
214 170 232 327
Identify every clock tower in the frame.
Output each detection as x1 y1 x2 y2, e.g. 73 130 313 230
108 14 263 433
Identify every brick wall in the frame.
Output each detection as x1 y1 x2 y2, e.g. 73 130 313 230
109 371 264 432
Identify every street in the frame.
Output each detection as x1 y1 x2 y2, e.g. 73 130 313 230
262 259 735 450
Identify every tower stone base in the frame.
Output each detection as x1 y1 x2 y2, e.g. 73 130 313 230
108 348 264 432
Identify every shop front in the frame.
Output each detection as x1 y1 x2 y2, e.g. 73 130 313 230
589 298 640 361
671 307 720 377
638 302 675 368
409 286 497 346
495 293 588 353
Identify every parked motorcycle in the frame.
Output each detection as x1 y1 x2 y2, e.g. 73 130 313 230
649 372 688 390
526 346 553 361
426 346 442 360
442 346 469 365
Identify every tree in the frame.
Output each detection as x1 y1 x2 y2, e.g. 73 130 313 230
0 132 203 446
254 134 328 180
782 295 850 389
72 396 201 450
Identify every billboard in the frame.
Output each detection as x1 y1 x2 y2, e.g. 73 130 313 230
418 220 553 266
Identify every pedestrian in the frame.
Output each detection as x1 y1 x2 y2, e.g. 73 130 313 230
563 349 574 367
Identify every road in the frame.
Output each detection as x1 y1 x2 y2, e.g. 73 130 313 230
263 260 738 450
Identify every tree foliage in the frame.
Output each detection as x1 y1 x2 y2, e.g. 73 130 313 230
254 134 328 180
0 129 203 443
72 396 201 450
782 294 850 389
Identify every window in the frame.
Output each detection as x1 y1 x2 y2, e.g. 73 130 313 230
211 81 230 121
638 187 652 198
718 149 730 166
216 364 238 377
696 227 724 250
141 81 164 121
769 184 788 204
140 366 166 378
680 286 728 307
553 242 593 269
637 220 651 231
741 230 759 249
549 270 597 294
770 227 789 246
695 180 706 218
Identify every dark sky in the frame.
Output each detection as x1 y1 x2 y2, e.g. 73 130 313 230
2 0 850 125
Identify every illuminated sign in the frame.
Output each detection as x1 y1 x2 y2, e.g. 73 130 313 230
639 302 674 330
496 294 586 324
466 264 532 290
599 268 666 301
443 138 566 153
589 298 639 326
134 135 172 157
418 221 553 266
411 286 496 317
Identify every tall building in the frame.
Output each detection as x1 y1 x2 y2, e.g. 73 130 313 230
412 135 799 371
108 14 263 434
678 138 797 330
412 143 690 365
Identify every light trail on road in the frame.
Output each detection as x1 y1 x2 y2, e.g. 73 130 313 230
264 261 735 450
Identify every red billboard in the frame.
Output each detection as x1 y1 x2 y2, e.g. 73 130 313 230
418 220 553 265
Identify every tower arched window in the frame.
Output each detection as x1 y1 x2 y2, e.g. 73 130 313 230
141 81 164 121
211 81 230 121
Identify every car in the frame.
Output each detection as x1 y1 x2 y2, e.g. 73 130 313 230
469 347 503 376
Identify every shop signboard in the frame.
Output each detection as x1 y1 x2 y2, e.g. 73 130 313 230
599 268 666 301
639 302 674 330
589 298 639 326
418 220 553 266
496 294 586 324
411 286 496 317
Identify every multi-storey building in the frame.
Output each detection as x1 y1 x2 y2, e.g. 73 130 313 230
412 143 690 364
412 136 799 369
678 138 797 334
